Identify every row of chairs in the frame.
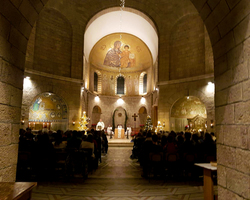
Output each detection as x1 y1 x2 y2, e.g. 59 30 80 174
16 148 95 181
145 152 216 180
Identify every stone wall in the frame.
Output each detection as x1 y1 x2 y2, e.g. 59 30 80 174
191 0 250 199
0 0 48 182
33 8 72 77
170 14 205 80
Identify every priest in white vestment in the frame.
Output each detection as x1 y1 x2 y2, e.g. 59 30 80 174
96 119 105 131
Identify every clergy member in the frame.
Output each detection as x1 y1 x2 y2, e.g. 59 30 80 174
96 119 105 131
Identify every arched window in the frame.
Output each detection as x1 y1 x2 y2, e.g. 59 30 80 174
117 76 125 95
139 72 147 95
94 72 98 92
143 74 147 93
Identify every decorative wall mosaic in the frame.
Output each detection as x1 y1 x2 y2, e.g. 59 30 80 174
90 33 152 72
171 96 207 119
29 93 68 122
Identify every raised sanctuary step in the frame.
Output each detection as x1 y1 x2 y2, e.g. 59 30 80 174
108 142 134 147
108 138 134 147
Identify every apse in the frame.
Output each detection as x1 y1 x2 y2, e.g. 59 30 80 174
170 96 207 132
28 92 68 131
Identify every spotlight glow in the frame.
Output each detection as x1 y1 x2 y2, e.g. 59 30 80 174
117 97 124 104
207 82 215 93
95 96 100 102
23 77 32 88
141 97 146 104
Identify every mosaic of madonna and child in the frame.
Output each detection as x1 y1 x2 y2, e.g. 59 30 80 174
103 41 135 68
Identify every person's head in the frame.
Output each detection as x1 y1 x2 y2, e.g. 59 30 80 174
205 132 212 141
124 45 129 51
192 133 199 142
72 130 78 138
114 41 121 49
167 135 174 143
146 131 152 138
184 132 192 141
161 135 167 145
152 134 158 143
87 134 93 142
55 131 62 144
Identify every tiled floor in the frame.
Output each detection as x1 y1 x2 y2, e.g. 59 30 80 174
31 147 207 200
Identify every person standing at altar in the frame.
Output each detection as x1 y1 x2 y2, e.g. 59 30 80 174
96 119 105 131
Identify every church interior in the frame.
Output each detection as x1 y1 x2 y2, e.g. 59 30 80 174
1 0 250 199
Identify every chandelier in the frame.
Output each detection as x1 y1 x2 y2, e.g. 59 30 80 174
118 0 125 77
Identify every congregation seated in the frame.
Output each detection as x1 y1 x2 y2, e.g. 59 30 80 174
67 130 81 149
132 130 217 179
53 130 67 149
17 128 108 181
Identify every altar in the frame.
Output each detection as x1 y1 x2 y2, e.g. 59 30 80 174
115 127 125 139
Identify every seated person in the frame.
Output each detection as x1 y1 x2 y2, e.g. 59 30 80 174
53 130 67 149
81 134 95 158
151 134 162 153
67 130 81 149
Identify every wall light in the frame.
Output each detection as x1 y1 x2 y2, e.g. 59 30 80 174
23 76 32 88
207 82 215 93
210 120 214 128
72 121 75 125
117 97 124 104
141 96 146 104
21 120 24 125
95 95 100 102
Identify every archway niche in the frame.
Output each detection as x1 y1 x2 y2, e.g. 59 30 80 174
92 106 102 125
112 107 128 130
138 106 147 126
28 92 68 132
170 96 207 132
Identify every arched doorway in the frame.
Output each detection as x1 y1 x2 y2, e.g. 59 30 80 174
92 105 102 125
28 92 68 131
138 106 147 127
170 96 207 132
112 107 128 131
